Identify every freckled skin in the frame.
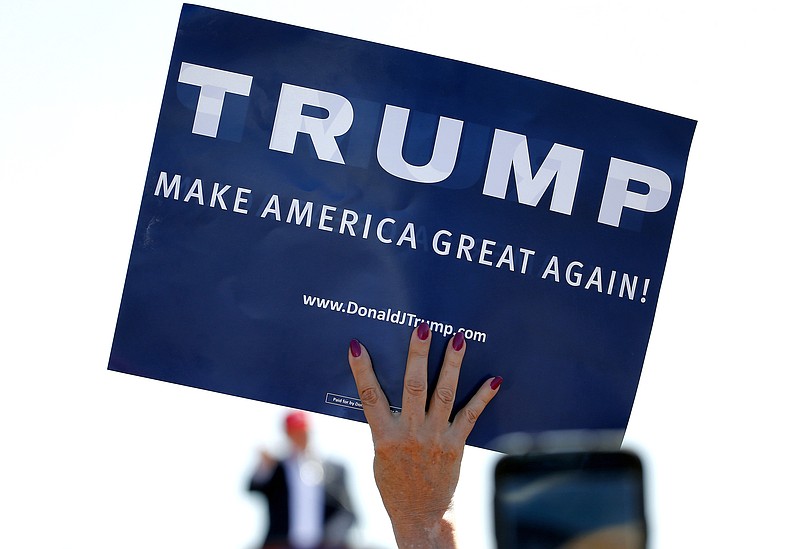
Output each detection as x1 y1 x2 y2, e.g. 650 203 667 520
348 327 501 548
374 430 463 524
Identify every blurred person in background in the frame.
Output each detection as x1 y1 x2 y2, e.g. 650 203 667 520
248 410 356 549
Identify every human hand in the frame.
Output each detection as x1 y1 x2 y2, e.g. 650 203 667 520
348 323 503 548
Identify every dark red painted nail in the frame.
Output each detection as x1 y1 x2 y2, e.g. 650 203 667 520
349 339 362 358
452 331 465 351
417 322 430 341
490 376 504 390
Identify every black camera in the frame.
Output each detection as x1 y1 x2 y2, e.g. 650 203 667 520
494 449 646 549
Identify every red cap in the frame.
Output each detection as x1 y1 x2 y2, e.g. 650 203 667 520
285 410 309 431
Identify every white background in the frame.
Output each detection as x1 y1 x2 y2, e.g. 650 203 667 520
2 1 798 547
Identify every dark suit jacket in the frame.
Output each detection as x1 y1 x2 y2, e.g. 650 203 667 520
249 458 355 548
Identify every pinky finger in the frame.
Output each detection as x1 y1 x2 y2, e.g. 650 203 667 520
450 376 503 442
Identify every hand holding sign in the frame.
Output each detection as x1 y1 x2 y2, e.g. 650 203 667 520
348 323 502 547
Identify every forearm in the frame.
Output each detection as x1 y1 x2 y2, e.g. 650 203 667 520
390 516 457 549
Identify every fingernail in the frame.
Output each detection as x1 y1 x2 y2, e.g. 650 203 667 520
452 331 465 351
490 376 503 390
417 322 430 341
349 339 362 358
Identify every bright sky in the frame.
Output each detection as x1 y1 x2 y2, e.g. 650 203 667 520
2 1 798 548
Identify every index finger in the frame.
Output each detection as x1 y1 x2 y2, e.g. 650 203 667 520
348 339 394 432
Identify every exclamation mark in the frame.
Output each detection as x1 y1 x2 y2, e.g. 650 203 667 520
640 278 650 303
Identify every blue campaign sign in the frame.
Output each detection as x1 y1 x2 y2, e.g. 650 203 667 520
109 5 696 451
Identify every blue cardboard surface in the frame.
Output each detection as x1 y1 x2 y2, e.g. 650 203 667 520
109 5 696 451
